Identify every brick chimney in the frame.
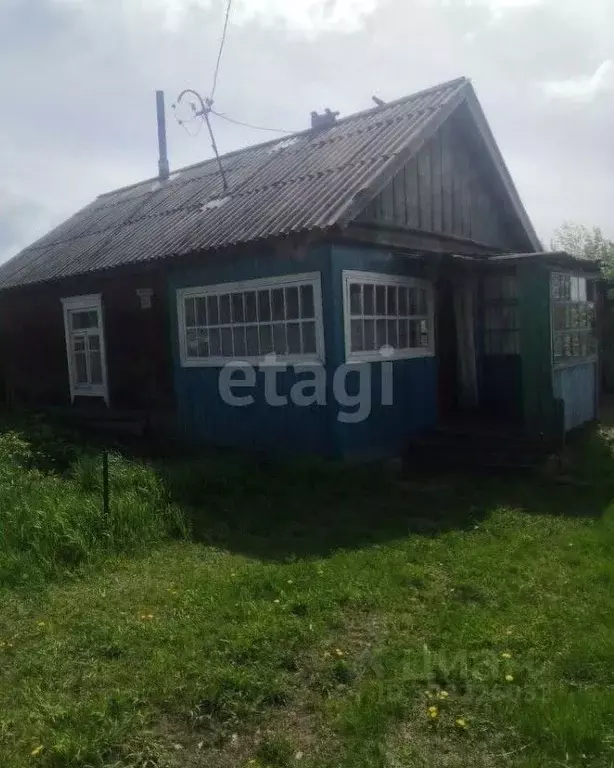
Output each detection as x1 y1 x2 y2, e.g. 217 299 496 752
310 108 340 129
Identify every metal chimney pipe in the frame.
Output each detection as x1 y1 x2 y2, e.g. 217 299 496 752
156 90 170 182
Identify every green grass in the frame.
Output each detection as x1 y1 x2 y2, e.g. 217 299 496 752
0 411 614 767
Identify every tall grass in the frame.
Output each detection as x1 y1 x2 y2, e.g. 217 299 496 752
0 425 188 585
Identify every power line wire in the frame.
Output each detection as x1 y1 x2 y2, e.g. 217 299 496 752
211 109 297 135
210 0 233 103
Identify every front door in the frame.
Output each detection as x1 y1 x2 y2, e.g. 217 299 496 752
61 294 109 405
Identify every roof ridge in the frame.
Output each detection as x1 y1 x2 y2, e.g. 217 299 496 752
96 76 470 201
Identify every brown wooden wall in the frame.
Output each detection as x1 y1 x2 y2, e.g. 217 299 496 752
357 106 529 252
0 265 174 411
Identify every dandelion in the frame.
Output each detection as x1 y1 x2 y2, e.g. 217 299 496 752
287 579 294 584
455 718 468 729
505 674 514 683
501 652 512 659
31 746 44 757
335 648 344 657
273 599 281 604
428 705 439 719
438 690 449 699
37 622 45 628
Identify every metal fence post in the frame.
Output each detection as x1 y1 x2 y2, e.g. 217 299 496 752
102 450 110 515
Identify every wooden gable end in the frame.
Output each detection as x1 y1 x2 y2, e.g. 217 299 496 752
356 107 530 252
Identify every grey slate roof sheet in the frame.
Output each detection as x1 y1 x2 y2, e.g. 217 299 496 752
0 77 471 289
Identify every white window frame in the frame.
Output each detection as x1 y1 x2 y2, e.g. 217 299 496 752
342 270 436 362
177 272 326 367
61 294 109 405
550 271 598 370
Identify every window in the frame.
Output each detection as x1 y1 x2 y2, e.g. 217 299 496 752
61 294 108 404
483 274 520 355
343 271 435 361
177 273 325 366
551 272 597 366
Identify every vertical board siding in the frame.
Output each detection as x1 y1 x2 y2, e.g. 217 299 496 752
357 118 523 251
553 363 597 432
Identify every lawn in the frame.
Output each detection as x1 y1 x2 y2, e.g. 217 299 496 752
0 412 613 767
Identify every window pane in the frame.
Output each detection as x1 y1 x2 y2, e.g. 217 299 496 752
71 310 99 331
207 295 219 325
387 319 398 349
232 293 245 324
408 287 418 315
376 319 387 349
398 287 408 316
73 335 86 352
246 324 259 356
302 322 316 354
197 329 209 358
186 328 198 357
272 289 285 321
88 334 100 352
90 351 103 384
350 284 362 316
233 326 246 357
184 299 196 327
286 287 300 320
387 286 397 316
351 320 364 352
420 320 429 348
196 297 208 326
410 320 420 348
220 294 231 324
273 323 286 355
260 324 274 355
376 285 386 315
245 292 257 323
300 285 315 318
363 284 375 316
419 288 428 316
364 319 375 351
287 322 301 354
74 352 88 385
399 319 409 349
220 327 233 356
209 327 222 357
258 290 271 322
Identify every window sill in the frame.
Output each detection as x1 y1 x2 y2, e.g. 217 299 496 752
180 356 325 369
346 349 435 363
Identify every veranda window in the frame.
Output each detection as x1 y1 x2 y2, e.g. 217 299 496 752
551 273 597 365
343 271 435 361
177 273 325 366
483 274 520 355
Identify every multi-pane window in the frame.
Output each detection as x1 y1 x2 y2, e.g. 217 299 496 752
483 274 520 355
551 272 597 364
61 295 108 404
178 273 324 365
343 271 434 360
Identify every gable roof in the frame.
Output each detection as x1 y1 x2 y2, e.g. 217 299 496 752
0 77 540 290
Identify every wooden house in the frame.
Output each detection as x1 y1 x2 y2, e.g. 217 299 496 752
0 78 600 457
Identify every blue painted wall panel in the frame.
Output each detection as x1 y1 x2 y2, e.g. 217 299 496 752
329 246 438 457
169 245 336 455
553 362 597 432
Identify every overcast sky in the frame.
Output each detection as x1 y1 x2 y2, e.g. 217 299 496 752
1 0 612 262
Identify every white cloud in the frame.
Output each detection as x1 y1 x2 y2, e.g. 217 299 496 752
52 0 380 34
540 60 613 101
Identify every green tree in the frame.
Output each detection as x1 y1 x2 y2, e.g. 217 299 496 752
552 222 614 278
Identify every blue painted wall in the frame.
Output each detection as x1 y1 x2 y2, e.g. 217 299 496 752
329 246 438 457
553 362 597 432
169 243 440 458
169 245 337 455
